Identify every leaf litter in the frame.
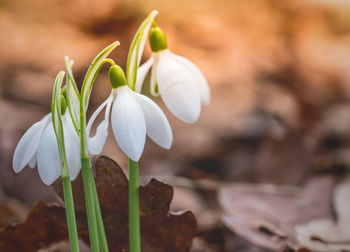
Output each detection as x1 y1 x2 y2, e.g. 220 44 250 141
295 176 350 252
0 156 196 252
219 176 338 251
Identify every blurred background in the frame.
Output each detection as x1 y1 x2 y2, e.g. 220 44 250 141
1 0 350 251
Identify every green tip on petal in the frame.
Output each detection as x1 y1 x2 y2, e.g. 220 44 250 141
149 25 168 52
109 65 127 89
60 95 67 115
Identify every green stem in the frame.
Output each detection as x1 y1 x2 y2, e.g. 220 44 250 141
90 164 109 251
62 176 80 252
81 157 100 251
128 159 141 252
80 95 108 251
76 43 117 251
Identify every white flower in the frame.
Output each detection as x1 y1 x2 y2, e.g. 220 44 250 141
135 50 210 124
87 85 173 162
12 113 81 185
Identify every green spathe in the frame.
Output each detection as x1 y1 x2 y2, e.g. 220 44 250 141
109 65 127 89
149 25 168 52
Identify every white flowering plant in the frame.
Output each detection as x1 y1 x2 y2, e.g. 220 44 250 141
12 10 210 252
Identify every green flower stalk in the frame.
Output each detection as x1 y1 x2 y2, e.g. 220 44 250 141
51 72 80 252
126 10 161 252
65 42 119 252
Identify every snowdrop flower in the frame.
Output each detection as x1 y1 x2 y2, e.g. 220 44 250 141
12 96 81 185
135 23 210 124
87 65 172 161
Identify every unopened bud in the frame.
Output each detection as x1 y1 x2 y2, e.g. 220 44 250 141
60 95 67 115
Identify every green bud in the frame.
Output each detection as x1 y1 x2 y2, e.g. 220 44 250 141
60 95 67 115
109 65 127 89
149 24 168 52
61 86 67 99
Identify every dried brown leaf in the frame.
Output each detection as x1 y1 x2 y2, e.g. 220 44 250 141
295 176 350 251
55 156 197 252
0 156 196 251
219 176 337 251
0 201 68 251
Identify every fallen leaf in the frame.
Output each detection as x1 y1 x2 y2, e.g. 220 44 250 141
219 176 337 251
0 201 68 251
295 176 350 251
0 156 196 251
54 155 197 252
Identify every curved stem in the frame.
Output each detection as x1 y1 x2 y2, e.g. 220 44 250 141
128 159 141 252
102 58 116 66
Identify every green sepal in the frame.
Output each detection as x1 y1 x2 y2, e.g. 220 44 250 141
109 65 127 89
126 10 159 91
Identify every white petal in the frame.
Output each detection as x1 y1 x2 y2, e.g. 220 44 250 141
28 155 36 168
111 86 146 161
156 50 201 123
131 91 173 149
63 114 81 181
87 95 113 155
172 53 211 105
135 57 153 93
12 114 51 173
37 122 61 185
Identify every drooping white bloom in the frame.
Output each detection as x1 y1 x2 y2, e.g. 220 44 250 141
135 23 210 124
13 112 81 185
87 85 173 162
136 50 210 124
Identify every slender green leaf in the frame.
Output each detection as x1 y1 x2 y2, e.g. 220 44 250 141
126 10 158 90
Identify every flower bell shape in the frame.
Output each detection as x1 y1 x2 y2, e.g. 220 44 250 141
87 65 172 161
135 22 211 124
12 99 81 185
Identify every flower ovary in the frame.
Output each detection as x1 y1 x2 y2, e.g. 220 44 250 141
109 65 127 89
149 26 168 52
